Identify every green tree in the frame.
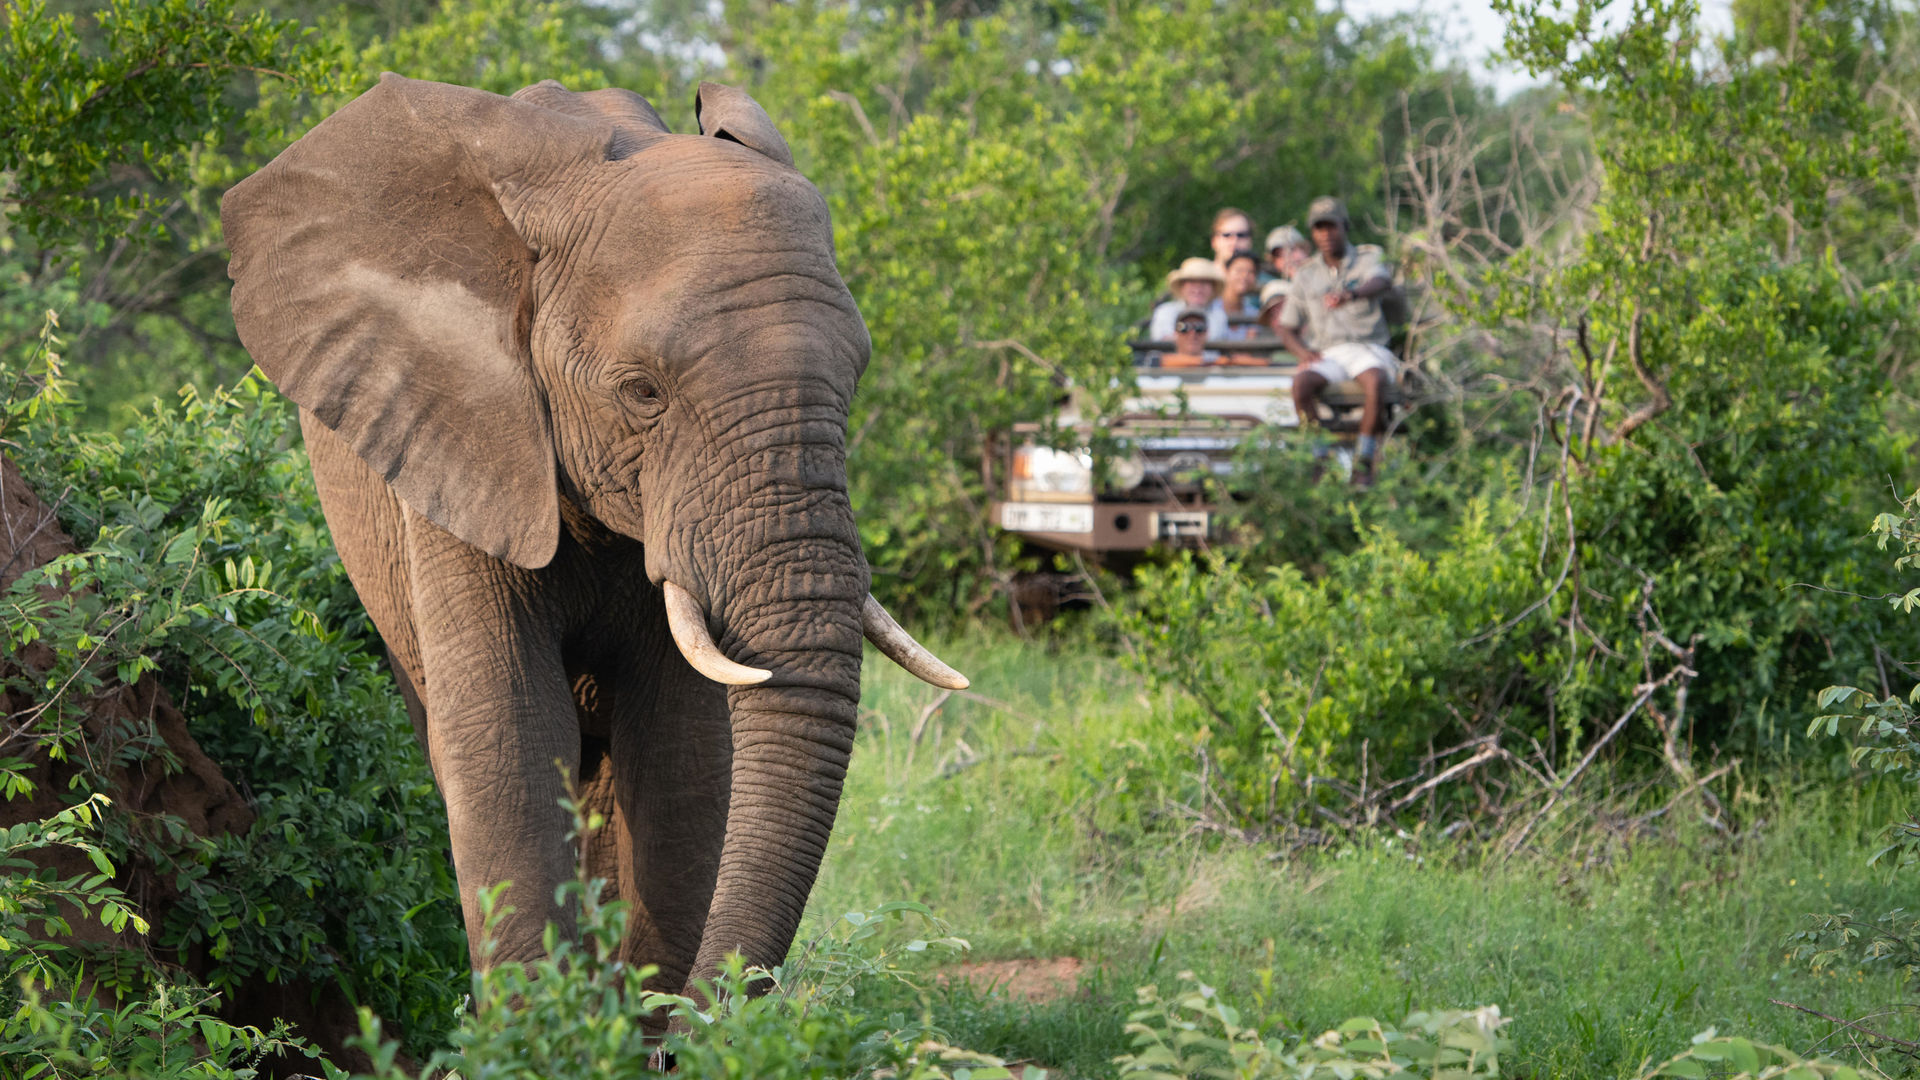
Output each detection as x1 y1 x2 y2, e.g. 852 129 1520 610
1487 0 1916 745
731 0 1440 615
0 0 328 247
0 0 338 425
1118 0 1919 810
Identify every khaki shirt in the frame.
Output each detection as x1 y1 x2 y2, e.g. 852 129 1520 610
1276 244 1393 350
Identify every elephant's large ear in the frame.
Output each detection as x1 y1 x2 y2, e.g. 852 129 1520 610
224 74 612 569
694 82 793 167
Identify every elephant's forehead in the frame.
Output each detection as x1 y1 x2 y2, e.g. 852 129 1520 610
602 137 833 246
621 269 869 379
549 138 866 379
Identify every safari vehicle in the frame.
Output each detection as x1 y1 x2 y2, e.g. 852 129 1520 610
989 329 1403 610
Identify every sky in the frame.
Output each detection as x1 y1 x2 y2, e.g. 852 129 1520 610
1338 0 1739 98
1345 0 1543 96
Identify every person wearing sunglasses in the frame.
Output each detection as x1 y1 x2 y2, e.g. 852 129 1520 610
1162 306 1213 368
1210 207 1257 274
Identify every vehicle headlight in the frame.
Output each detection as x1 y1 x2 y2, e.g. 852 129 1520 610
1012 444 1093 496
1109 451 1147 491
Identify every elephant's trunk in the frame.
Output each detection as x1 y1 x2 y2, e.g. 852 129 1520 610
690 676 858 981
657 402 962 987
662 433 869 985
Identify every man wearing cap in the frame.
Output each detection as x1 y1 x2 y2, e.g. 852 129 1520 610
1265 224 1312 282
1275 196 1397 486
1148 257 1230 343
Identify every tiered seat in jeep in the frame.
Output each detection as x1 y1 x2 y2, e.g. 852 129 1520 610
1125 335 1404 431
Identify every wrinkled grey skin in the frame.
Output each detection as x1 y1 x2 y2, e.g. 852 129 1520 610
222 74 870 999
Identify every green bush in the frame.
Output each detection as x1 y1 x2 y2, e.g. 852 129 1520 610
0 979 311 1080
0 328 466 1054
1220 440 1519 578
1798 488 1920 994
1474 0 1916 750
1114 972 1869 1080
0 795 325 1079
1122 0 1919 826
1116 974 1513 1080
1558 240 1912 750
339 827 1034 1080
1114 501 1548 820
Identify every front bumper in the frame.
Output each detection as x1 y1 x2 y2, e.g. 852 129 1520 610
994 500 1212 554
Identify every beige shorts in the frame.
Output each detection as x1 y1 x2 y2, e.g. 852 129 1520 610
1306 342 1398 383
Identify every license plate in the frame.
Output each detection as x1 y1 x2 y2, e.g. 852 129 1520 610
1154 511 1209 539
999 502 1094 534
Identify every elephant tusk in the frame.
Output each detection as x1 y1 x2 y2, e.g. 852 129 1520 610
663 581 773 686
862 595 970 690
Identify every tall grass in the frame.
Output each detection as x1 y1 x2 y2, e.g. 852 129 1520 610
812 633 1915 1079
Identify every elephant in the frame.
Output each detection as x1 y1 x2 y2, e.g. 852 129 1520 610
220 73 966 1007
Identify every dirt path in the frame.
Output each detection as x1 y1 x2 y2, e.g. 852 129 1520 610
938 956 1085 1003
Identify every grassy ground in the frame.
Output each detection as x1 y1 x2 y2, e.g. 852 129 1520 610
807 632 1916 1079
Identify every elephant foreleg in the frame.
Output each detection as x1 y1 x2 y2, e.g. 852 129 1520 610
412 523 581 970
606 645 733 997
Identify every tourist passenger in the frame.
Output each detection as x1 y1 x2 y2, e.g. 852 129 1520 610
1219 280 1292 366
1221 251 1262 330
1274 197 1397 487
1148 257 1229 341
1222 252 1261 313
1209 207 1256 274
1256 279 1289 334
1162 306 1212 368
1266 225 1312 280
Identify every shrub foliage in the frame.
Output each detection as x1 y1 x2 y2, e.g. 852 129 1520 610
0 325 467 1057
1109 0 1919 826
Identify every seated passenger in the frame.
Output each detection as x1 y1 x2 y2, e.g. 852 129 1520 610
1210 207 1256 274
1274 197 1397 487
1220 277 1289 366
1221 251 1262 331
1148 258 1229 341
1256 279 1290 332
1265 225 1312 281
1162 306 1212 368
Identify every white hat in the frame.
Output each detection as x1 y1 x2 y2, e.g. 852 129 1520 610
1166 257 1227 290
1257 280 1290 316
1265 225 1307 252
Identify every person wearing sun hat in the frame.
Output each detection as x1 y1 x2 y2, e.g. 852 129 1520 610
1148 257 1230 342
1255 278 1290 335
1275 196 1399 487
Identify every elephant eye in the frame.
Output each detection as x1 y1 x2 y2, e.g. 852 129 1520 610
624 376 666 417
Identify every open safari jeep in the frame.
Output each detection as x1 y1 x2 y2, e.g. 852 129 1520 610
990 337 1402 566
